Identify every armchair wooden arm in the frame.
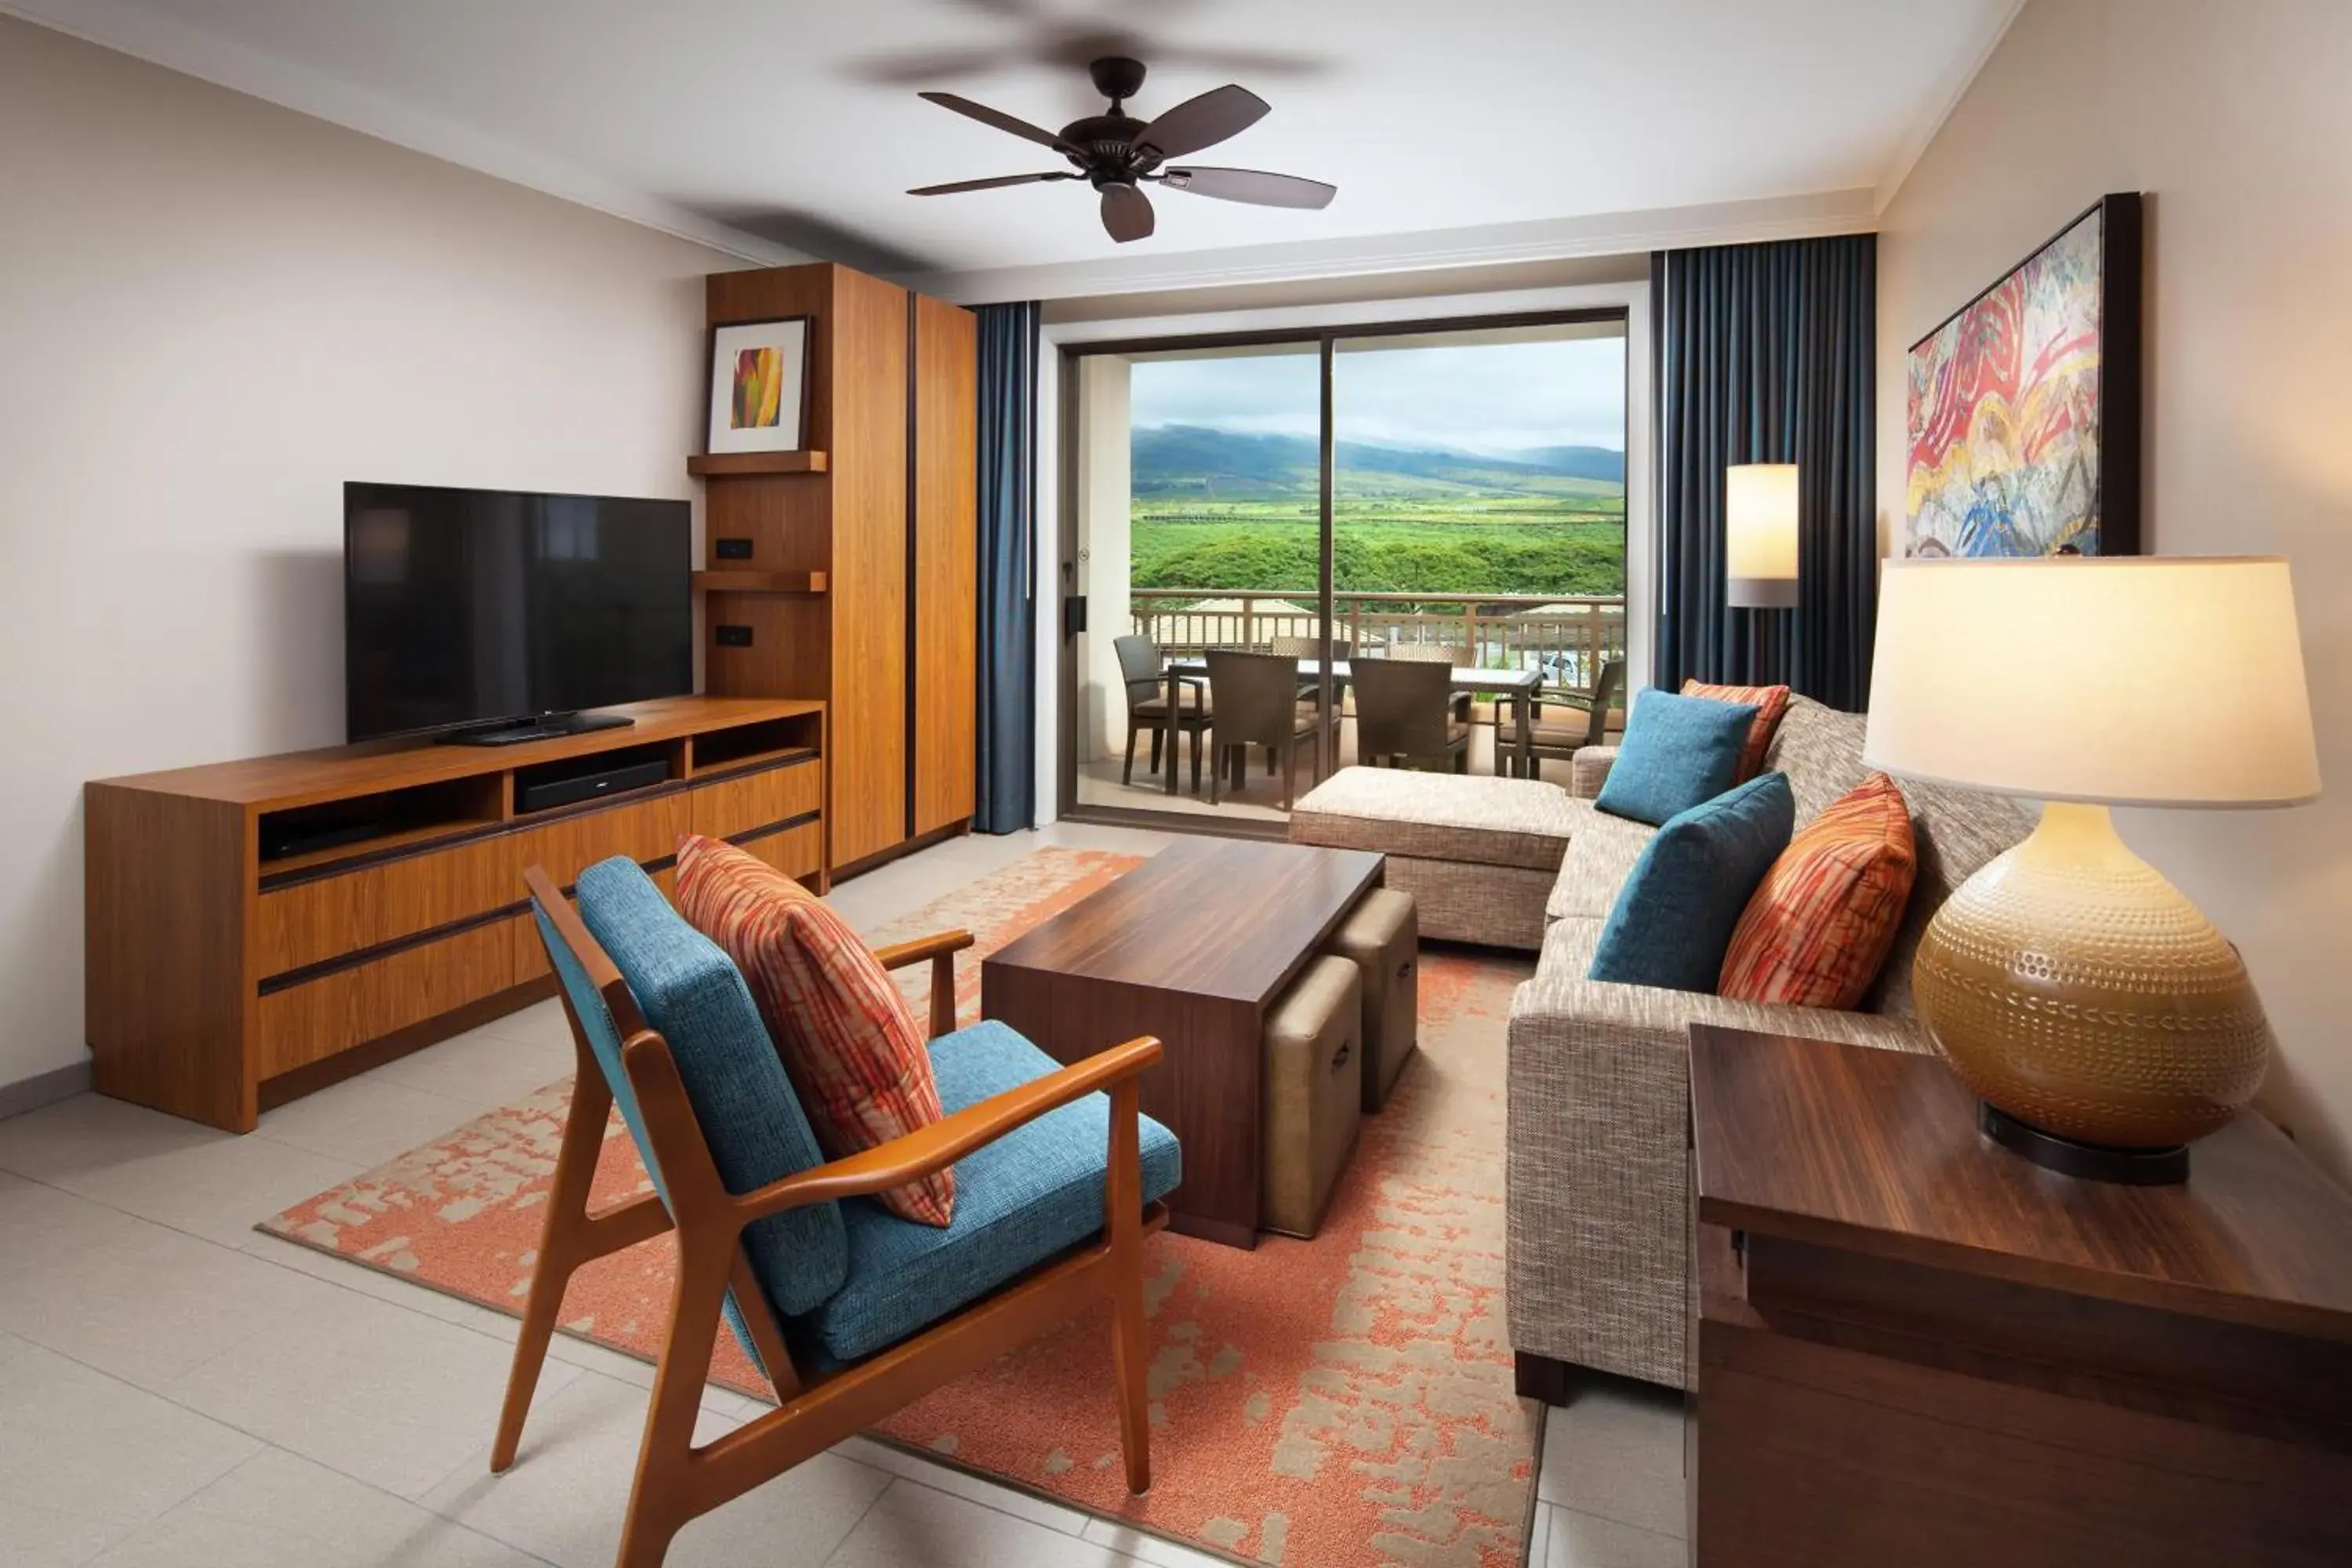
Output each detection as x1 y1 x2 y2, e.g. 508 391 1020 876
725 1034 1164 1222
869 928 975 1040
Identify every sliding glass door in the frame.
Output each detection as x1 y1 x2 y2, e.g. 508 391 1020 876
1062 310 1628 828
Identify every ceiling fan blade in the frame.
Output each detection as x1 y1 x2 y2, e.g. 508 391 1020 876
1160 165 1336 209
917 91 1076 154
907 172 1076 196
1100 183 1156 243
1134 84 1269 161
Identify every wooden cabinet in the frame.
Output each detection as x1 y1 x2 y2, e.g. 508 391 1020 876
85 697 826 1131
701 263 978 873
913 291 979 837
1688 1026 2352 1568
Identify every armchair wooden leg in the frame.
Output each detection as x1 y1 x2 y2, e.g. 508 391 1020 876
492 1054 612 1472
1105 1079 1151 1494
1123 720 1138 786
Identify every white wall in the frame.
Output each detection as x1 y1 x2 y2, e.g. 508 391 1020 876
0 17 735 1094
1878 0 2352 1181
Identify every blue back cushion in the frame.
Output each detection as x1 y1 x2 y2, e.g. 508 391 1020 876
1595 687 1759 826
532 900 777 1371
570 857 848 1318
1590 772 1795 993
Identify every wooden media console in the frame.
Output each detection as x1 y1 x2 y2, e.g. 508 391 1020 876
85 695 825 1131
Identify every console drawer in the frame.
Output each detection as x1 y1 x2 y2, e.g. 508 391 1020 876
690 760 819 841
256 834 514 978
256 916 520 1078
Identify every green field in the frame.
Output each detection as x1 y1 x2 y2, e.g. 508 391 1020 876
1131 497 1627 600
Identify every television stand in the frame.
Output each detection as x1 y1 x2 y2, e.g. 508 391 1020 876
441 712 635 747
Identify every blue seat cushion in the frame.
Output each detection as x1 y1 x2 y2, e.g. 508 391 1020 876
1595 687 1760 826
1590 772 1795 993
799 1019 1181 1364
572 857 848 1318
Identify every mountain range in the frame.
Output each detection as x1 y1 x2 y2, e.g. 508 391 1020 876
1131 424 1624 500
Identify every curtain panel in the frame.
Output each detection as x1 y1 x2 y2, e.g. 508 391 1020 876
974 301 1040 833
1651 234 1878 711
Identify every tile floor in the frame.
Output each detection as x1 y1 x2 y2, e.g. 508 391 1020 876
0 821 1688 1567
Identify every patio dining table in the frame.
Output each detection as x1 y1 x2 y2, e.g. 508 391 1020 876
1161 656 1541 795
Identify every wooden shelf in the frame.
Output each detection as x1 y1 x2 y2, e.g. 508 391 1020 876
688 450 828 477
691 570 827 595
691 742 818 780
260 816 499 880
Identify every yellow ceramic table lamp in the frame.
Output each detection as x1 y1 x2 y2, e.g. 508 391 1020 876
1865 557 2320 1183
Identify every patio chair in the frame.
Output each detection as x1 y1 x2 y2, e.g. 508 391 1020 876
1204 649 1322 809
495 859 1178 1568
1350 654 1470 773
1270 633 1351 717
1382 641 1474 725
1515 658 1626 781
1115 633 1210 793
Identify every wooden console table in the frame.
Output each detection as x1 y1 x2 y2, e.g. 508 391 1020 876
86 695 825 1131
1688 1025 2352 1567
981 838 1383 1247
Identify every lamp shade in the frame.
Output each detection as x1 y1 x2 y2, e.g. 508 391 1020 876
1865 556 2320 808
1725 463 1799 608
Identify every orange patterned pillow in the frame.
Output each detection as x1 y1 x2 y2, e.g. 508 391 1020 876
1681 679 1791 781
1718 772 1917 1009
674 833 953 1226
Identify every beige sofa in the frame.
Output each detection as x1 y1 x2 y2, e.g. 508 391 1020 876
1291 697 2033 1391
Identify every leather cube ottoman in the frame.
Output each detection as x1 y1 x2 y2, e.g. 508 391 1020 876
1324 887 1418 1111
1261 954 1363 1238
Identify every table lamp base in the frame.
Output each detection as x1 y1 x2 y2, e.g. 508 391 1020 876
1978 1102 2190 1185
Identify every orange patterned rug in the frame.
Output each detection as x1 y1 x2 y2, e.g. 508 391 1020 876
260 846 1542 1566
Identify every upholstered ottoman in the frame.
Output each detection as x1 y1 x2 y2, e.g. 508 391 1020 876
1289 766 1588 949
1324 887 1418 1111
1261 955 1363 1238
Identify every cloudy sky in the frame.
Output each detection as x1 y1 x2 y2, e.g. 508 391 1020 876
1128 332 1627 454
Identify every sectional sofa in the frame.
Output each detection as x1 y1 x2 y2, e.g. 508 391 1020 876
1290 695 2033 1390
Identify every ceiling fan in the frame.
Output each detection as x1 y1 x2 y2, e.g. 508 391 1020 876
907 56 1336 244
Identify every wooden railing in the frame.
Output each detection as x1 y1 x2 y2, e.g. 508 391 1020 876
1129 589 1627 692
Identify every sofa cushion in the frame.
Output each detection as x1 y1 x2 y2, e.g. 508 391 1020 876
1589 773 1795 993
1719 773 1917 1009
1545 808 1657 924
800 1021 1181 1363
676 833 953 1228
1290 766 1587 873
1681 680 1791 781
1595 689 1758 826
1761 696 2036 1015
573 857 849 1319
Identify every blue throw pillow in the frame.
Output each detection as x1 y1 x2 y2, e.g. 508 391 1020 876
1588 772 1796 993
1595 687 1760 826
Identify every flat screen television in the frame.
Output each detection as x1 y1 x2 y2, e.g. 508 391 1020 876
343 481 693 743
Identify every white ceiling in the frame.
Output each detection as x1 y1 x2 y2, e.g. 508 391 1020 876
12 0 2018 289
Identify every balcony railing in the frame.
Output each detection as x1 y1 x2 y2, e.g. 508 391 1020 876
1129 589 1627 694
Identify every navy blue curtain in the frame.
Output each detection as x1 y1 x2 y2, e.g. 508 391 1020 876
1652 235 1878 711
974 302 1040 833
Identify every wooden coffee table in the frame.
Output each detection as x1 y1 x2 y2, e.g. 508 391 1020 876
982 837 1384 1247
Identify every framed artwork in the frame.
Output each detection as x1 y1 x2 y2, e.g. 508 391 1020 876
704 316 811 454
1905 192 2142 557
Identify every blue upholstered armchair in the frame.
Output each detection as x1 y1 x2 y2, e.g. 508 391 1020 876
492 856 1181 1568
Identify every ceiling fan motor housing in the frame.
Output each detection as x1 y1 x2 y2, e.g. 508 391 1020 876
1087 55 1149 105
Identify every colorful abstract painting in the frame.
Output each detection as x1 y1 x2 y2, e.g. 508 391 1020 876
704 315 808 453
1907 204 2119 557
731 345 782 430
